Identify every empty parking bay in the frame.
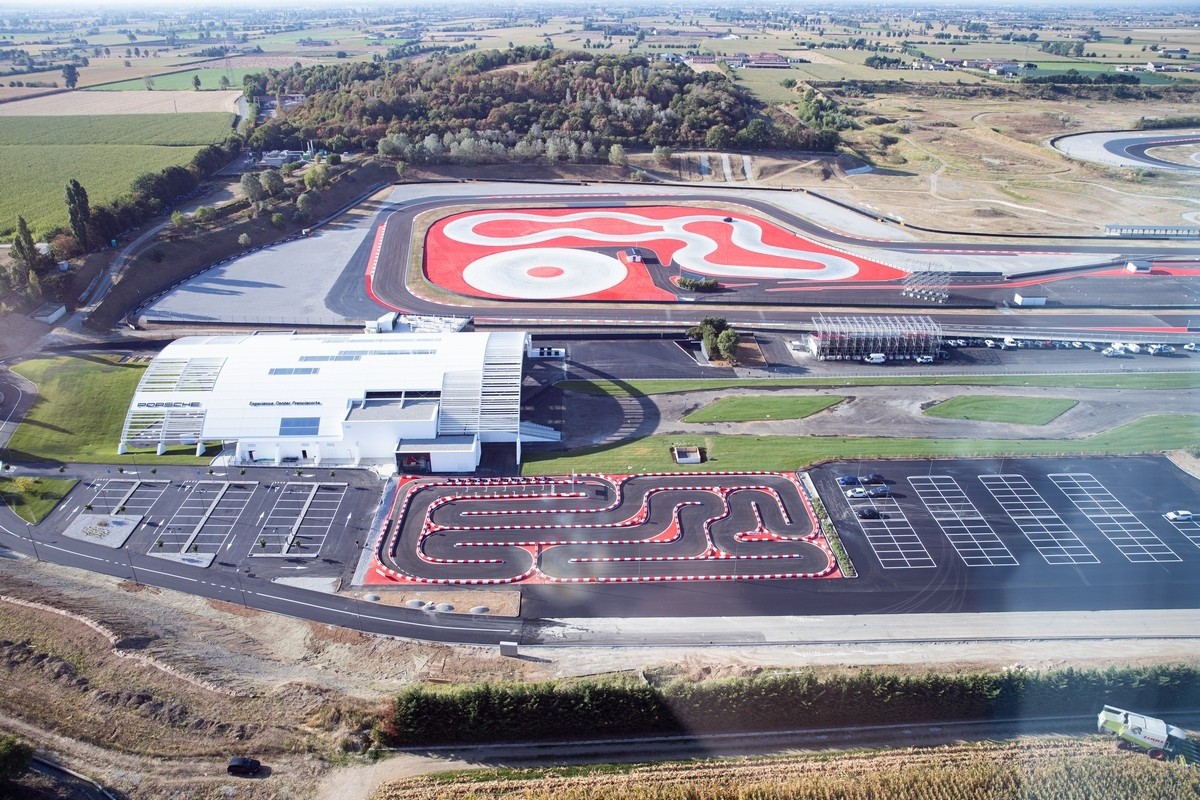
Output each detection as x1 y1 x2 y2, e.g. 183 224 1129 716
1164 515 1200 551
252 482 347 557
157 481 257 557
979 475 1099 565
1050 474 1180 563
909 475 1018 567
854 498 936 569
89 479 168 515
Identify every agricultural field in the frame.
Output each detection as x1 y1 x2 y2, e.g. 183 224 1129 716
0 111 234 236
374 739 1200 800
0 90 240 116
91 67 264 92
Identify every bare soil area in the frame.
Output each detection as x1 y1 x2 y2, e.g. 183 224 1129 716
0 89 242 116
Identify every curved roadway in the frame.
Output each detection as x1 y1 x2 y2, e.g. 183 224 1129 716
1053 129 1200 172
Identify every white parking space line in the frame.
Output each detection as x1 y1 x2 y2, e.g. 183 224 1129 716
979 475 1099 565
1164 516 1200 550
854 497 936 569
155 481 257 556
252 482 347 557
1050 474 1180 563
908 475 1018 567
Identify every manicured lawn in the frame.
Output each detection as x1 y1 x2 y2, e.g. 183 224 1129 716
923 396 1078 425
8 356 212 465
521 415 1200 475
0 476 78 523
559 372 1200 398
683 395 843 423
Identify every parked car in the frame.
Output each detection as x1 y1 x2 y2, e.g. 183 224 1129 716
837 475 860 486
1084 342 1097 351
863 473 886 483
868 486 891 498
857 507 881 519
915 354 935 364
227 757 262 777
845 487 869 498
1166 510 1193 522
1184 342 1198 352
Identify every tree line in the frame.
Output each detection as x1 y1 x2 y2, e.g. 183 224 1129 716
245 48 839 158
374 664 1200 746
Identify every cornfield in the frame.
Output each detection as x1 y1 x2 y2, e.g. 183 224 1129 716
370 738 1200 800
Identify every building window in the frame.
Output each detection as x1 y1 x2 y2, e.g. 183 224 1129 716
278 417 320 436
268 367 320 375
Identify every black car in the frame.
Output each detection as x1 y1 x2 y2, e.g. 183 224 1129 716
868 486 891 498
857 507 880 519
837 475 860 486
863 473 886 484
227 757 262 777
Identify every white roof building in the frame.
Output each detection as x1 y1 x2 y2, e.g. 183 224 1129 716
120 330 555 472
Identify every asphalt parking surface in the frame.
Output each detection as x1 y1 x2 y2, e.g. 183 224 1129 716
520 455 1200 618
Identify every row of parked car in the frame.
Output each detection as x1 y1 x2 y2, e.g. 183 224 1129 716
838 473 890 517
961 336 1195 355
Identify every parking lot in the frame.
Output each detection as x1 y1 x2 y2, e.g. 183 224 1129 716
813 455 1200 609
81 474 363 568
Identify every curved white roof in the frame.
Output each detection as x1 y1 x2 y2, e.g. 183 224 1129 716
120 330 526 449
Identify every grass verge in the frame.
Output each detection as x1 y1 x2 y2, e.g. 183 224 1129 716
923 396 1078 425
8 356 211 465
683 395 843 423
559 372 1200 397
522 415 1200 474
0 476 78 523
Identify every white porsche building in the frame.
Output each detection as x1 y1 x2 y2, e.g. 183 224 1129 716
119 330 556 472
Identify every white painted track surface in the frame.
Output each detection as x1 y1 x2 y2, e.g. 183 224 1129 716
1052 128 1200 170
442 210 864 281
462 248 628 299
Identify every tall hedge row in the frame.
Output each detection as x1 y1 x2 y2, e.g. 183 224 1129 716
376 665 1200 746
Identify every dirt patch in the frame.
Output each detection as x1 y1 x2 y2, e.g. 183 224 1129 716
0 89 241 116
352 589 521 617
734 335 767 368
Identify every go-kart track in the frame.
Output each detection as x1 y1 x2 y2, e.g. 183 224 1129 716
367 473 837 585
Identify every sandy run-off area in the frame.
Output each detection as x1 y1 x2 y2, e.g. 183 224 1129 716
0 89 241 116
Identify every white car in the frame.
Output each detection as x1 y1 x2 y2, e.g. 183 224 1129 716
845 487 869 499
1184 342 1198 352
915 354 934 364
1166 510 1193 522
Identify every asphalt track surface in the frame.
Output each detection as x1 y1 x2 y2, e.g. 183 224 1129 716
345 190 1200 331
514 455 1200 623
1104 133 1200 172
375 474 830 585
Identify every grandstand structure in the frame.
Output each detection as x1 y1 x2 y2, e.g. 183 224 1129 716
807 315 943 361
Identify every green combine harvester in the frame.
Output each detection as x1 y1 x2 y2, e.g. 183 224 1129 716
1097 706 1200 763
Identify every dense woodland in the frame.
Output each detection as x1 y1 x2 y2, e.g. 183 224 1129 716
247 48 840 160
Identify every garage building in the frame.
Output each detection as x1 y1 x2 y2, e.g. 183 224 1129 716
119 330 556 472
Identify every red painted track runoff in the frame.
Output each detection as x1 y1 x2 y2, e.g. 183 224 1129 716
367 473 840 586
423 205 904 301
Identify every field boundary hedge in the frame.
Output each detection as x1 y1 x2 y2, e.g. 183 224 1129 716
374 665 1200 746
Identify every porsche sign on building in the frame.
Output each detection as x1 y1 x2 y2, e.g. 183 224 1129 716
119 330 552 472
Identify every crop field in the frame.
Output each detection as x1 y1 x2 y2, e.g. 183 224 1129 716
374 739 1200 800
91 67 265 92
0 112 233 236
0 90 240 116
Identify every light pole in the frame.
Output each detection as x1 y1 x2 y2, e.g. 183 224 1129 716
123 546 140 586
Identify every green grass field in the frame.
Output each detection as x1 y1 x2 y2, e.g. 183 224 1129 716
7 356 211 465
923 396 1078 425
90 68 264 91
0 112 233 237
559 372 1200 398
683 395 843 423
521 414 1200 475
0 476 78 524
